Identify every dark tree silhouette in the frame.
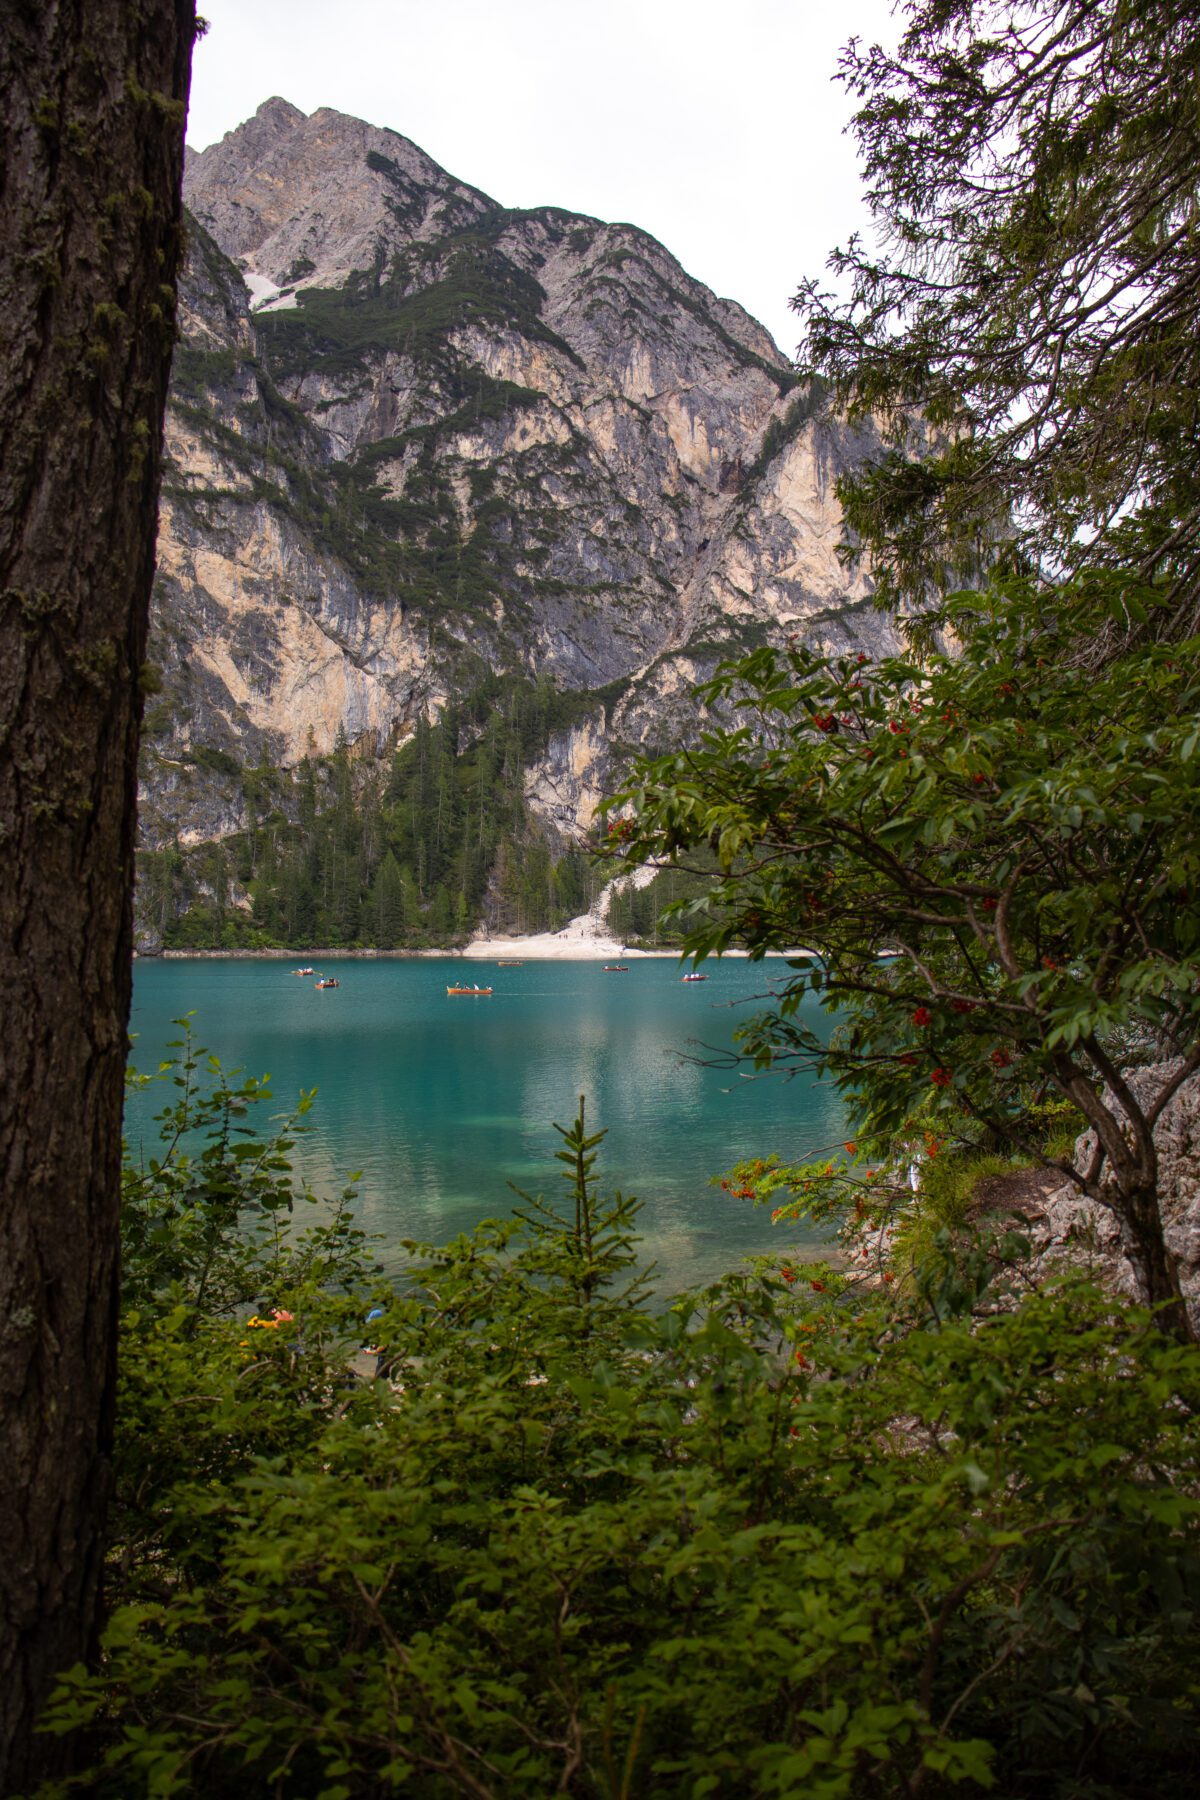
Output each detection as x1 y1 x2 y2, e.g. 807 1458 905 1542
0 1 197 1783
797 0 1200 630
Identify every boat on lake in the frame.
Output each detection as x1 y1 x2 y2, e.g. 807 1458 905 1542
315 977 340 989
496 960 524 966
292 966 314 976
447 984 493 996
681 971 707 982
603 964 629 972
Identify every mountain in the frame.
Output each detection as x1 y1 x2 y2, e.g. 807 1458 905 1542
137 99 894 949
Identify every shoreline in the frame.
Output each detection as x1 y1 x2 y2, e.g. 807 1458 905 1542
145 943 676 962
145 943 815 963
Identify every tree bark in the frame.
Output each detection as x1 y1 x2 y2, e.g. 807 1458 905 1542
1052 1052 1195 1343
1110 1179 1195 1346
0 2 195 1785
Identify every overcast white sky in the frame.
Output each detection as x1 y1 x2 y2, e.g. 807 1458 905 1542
186 0 899 357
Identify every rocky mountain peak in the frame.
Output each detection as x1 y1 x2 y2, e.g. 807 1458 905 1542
184 99 495 296
142 100 893 947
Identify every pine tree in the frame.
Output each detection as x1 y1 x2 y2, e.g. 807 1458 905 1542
370 849 406 947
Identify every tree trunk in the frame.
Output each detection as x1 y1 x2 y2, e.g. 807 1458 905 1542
1113 1180 1195 1346
0 2 195 1785
1055 1053 1194 1343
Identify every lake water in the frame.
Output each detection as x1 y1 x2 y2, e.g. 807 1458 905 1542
126 956 848 1293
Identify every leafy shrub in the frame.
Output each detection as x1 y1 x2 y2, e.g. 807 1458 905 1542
887 1148 1021 1270
120 1021 373 1315
34 1050 1200 1798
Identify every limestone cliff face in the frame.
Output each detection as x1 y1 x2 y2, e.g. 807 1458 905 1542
144 98 894 863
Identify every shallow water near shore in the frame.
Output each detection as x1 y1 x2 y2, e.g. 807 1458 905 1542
127 956 848 1292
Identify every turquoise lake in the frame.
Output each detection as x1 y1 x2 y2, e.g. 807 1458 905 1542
127 957 848 1292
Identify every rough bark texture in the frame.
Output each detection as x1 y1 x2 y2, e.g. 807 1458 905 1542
1025 1063 1200 1341
1046 1047 1194 1342
0 1 194 1785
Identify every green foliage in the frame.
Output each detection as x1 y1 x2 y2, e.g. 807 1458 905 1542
121 1019 373 1315
167 342 242 404
613 576 1200 1334
725 1138 1033 1307
605 861 718 947
139 699 175 739
742 380 830 489
140 674 616 948
166 390 491 612
256 224 578 382
35 1067 1200 1797
183 742 240 779
166 310 562 619
895 1148 1020 1253
795 0 1200 622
